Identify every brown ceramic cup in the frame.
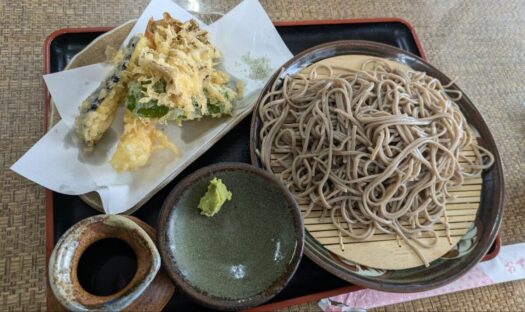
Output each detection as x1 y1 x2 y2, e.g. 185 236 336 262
48 215 174 311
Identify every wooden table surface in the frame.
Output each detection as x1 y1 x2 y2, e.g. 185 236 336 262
1 0 524 310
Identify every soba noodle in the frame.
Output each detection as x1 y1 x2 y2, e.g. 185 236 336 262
257 58 494 266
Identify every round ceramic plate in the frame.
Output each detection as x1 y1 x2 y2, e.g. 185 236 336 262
249 40 504 292
157 163 304 310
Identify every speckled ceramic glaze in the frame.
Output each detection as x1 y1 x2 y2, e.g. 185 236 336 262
48 215 174 311
158 163 304 310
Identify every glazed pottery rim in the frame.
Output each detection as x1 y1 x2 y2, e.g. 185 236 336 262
249 40 504 292
157 162 305 310
48 214 161 311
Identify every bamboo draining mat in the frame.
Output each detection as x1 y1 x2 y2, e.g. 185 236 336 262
2 0 525 311
268 54 483 270
272 147 481 270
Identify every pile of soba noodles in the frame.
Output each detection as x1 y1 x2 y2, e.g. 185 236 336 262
257 58 494 266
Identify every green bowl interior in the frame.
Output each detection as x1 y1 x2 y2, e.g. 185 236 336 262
159 163 304 309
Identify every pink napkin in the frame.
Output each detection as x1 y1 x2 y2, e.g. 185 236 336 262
319 243 525 311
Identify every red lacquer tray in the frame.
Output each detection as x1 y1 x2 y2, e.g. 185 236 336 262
44 18 501 311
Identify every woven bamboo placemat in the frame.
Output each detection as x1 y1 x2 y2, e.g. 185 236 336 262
1 0 524 310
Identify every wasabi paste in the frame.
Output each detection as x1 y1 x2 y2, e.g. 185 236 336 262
198 178 232 217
